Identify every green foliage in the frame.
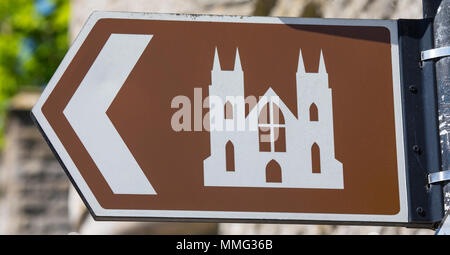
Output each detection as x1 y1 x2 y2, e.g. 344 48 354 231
0 0 69 146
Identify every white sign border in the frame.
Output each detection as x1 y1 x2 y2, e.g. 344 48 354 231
32 11 408 224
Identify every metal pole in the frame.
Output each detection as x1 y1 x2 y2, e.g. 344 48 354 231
423 0 450 215
423 0 442 18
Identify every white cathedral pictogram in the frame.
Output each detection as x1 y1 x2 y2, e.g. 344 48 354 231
203 48 344 189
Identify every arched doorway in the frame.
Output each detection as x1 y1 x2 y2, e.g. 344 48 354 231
266 159 282 183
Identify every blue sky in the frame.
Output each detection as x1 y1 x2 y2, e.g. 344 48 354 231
35 0 55 16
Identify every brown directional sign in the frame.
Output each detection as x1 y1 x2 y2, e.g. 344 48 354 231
32 12 414 224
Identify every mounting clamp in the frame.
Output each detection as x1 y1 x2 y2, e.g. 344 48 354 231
429 170 450 185
421 46 450 61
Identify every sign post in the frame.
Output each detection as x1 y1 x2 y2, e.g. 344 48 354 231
32 11 445 228
422 0 450 234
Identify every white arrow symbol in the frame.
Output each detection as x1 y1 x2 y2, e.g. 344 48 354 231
63 33 156 195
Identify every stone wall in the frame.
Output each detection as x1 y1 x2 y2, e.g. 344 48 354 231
70 0 423 37
0 91 71 234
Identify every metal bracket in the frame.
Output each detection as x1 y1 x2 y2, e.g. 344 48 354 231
398 18 444 226
429 170 450 184
421 46 450 61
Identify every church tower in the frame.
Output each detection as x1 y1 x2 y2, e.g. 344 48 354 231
209 48 245 130
210 48 244 99
296 49 330 120
206 47 246 177
296 49 342 185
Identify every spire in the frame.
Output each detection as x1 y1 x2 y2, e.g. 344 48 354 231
212 47 221 71
318 50 327 73
234 48 242 71
297 49 306 73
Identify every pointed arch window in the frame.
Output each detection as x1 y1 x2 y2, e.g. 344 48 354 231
225 101 233 120
258 102 286 152
311 143 321 174
226 141 235 172
310 103 318 122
